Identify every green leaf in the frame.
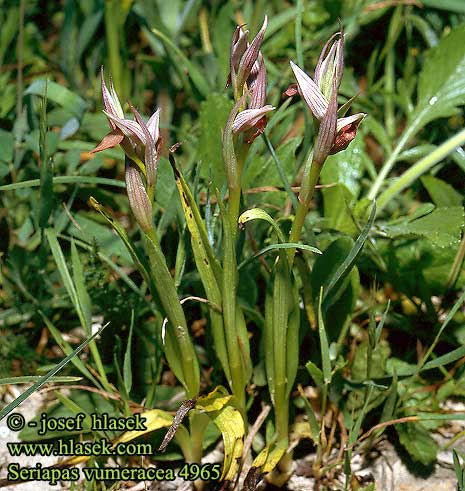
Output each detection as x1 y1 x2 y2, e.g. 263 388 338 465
123 310 135 393
0 324 107 422
396 423 438 465
238 208 286 243
0 176 126 192
24 79 87 119
197 93 232 190
196 387 245 481
320 131 366 198
70 240 92 332
238 242 321 271
409 24 465 134
385 206 464 248
322 202 376 303
318 289 331 384
306 360 324 389
420 0 465 12
421 175 463 207
322 183 357 235
0 128 14 163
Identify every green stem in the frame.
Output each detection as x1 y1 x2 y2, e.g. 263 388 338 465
448 231 465 288
104 0 123 96
145 228 199 398
228 142 248 236
367 123 417 201
221 212 246 414
288 154 321 266
377 126 465 211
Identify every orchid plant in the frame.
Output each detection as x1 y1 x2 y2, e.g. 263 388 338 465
90 19 366 486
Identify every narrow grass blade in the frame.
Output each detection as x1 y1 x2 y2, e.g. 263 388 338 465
0 376 81 385
39 312 100 387
262 133 299 210
0 324 107 421
323 201 376 303
238 242 321 271
0 176 126 192
123 310 135 393
318 288 331 384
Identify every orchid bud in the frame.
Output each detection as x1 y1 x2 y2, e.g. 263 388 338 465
236 16 268 91
125 161 153 233
314 29 344 100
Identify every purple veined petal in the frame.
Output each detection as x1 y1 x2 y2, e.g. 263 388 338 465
223 94 247 188
249 55 267 109
290 61 328 120
130 104 158 188
147 108 161 143
232 105 274 133
104 111 147 146
314 31 340 86
109 77 125 118
336 113 366 133
236 16 268 89
313 81 338 166
101 67 124 122
230 27 249 72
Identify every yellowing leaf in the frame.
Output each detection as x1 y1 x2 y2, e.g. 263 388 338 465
196 385 232 412
251 440 287 474
61 409 173 467
114 409 173 445
213 405 244 481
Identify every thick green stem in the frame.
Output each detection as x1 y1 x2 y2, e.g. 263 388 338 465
221 212 246 414
377 126 465 210
367 122 418 201
228 142 248 236
145 228 199 398
288 155 322 266
104 0 123 96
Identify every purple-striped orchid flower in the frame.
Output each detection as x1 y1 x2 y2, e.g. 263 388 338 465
91 68 159 232
288 28 366 165
91 68 160 189
227 18 274 144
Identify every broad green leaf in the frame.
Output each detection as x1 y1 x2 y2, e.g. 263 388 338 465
409 24 465 134
385 206 464 248
322 183 357 235
321 131 366 198
24 79 87 119
197 93 232 190
421 175 463 207
396 423 438 465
